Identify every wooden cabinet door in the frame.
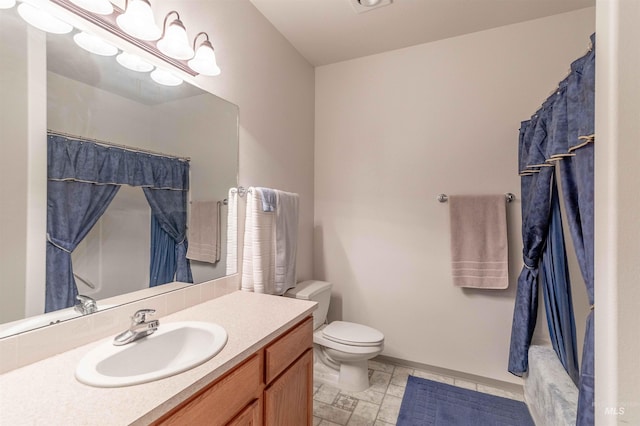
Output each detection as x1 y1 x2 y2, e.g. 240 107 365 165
226 399 262 426
264 349 313 426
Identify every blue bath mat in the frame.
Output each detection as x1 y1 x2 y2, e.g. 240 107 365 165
397 376 534 425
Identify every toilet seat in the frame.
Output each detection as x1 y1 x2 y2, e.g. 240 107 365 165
322 321 384 347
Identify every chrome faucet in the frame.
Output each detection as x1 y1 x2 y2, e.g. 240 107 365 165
113 309 159 346
74 295 97 315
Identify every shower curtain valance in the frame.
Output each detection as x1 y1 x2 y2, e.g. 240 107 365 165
48 134 189 191
517 43 594 176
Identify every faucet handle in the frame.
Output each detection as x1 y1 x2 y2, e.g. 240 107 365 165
75 295 97 314
132 309 156 324
76 294 96 304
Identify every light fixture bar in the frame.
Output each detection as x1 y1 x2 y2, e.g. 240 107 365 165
49 0 198 76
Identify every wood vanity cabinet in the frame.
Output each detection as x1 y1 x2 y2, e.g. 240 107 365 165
153 316 313 426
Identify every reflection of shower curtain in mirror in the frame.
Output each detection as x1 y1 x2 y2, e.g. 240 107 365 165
46 134 192 312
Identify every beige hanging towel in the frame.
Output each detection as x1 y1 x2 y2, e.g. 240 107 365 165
186 200 221 264
448 195 509 289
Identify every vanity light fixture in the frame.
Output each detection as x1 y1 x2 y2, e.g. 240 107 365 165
17 2 73 34
68 0 112 15
116 0 161 41
49 0 221 77
74 31 118 56
150 68 182 86
188 32 220 76
156 11 194 60
116 51 154 72
0 0 16 10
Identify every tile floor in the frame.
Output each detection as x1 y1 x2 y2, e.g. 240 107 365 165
312 359 524 426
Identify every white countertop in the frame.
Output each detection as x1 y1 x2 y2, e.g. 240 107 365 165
0 291 316 425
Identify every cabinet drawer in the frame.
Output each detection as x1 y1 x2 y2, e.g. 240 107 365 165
155 354 262 426
265 316 313 384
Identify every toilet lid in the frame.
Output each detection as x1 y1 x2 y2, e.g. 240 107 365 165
322 321 384 347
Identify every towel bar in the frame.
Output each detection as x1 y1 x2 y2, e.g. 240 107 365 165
437 193 516 203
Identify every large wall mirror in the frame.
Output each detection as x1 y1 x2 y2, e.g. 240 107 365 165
0 5 239 338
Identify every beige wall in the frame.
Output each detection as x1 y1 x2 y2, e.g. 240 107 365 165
315 8 595 384
0 13 47 320
156 0 316 282
0 12 29 323
595 0 640 423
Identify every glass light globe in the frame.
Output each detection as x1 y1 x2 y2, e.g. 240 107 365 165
17 3 73 34
150 68 182 86
74 32 118 56
116 52 154 72
0 0 16 10
188 41 220 76
116 0 161 41
157 20 194 60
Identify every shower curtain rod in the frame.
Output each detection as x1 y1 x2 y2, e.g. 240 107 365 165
47 129 191 162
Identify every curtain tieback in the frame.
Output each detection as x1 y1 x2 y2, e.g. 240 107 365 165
46 233 71 253
590 304 594 311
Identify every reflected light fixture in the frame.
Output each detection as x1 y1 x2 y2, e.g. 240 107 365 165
17 3 73 34
157 11 193 60
150 68 183 86
0 0 16 10
74 31 118 56
116 0 161 41
69 0 113 15
116 52 154 72
188 32 220 76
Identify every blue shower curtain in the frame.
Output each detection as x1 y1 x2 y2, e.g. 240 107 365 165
148 214 176 287
508 107 555 376
563 34 595 426
46 181 120 312
46 135 192 310
509 34 595 425
144 188 192 286
541 180 579 385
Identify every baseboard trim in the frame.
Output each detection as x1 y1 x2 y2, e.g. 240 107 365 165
374 354 524 397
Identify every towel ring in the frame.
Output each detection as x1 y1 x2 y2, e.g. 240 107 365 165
438 193 516 203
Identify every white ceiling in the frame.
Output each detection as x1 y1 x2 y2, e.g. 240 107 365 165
249 0 595 66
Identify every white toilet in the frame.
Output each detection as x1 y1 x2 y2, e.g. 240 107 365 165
285 280 384 392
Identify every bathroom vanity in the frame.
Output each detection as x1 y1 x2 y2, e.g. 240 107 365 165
154 316 313 425
0 291 316 425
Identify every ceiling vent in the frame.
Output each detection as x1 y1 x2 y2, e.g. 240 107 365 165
349 0 392 14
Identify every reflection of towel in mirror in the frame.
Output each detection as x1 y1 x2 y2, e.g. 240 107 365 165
448 194 508 289
242 187 299 295
225 188 238 275
186 200 221 264
274 190 299 294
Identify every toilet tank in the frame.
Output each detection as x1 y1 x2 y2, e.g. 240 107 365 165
284 280 332 330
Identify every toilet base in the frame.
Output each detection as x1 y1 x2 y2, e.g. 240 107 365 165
313 352 371 392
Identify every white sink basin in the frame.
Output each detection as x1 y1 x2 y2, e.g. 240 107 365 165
75 321 228 387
